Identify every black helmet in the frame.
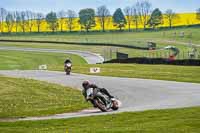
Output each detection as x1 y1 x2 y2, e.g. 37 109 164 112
82 80 90 88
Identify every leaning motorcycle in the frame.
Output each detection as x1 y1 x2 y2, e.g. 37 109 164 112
64 63 72 75
86 88 120 112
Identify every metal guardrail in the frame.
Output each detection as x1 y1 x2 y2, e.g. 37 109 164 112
0 39 149 50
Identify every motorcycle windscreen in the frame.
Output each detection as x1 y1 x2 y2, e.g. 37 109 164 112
65 63 72 67
86 88 93 99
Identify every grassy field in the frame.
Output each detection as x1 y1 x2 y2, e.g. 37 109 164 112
0 76 90 118
0 27 200 59
0 27 200 46
0 28 199 133
0 42 152 60
0 50 86 70
0 41 199 60
0 107 199 133
0 28 199 83
0 51 198 131
0 50 199 83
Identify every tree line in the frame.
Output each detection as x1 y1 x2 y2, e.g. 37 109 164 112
0 0 200 33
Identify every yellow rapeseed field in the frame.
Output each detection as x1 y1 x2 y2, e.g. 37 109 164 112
1 13 200 32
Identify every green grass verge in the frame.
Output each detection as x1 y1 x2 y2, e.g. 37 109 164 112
0 50 86 70
0 107 199 133
0 50 199 83
71 64 200 83
0 76 90 118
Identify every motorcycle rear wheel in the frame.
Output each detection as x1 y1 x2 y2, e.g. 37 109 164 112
94 97 108 112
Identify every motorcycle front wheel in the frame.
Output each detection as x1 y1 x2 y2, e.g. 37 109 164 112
111 100 119 110
66 71 70 75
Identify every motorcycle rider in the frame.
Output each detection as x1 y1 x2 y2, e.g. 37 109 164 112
82 80 114 101
64 58 72 65
64 58 72 74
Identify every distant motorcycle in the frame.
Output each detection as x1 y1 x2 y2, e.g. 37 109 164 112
64 63 72 75
86 88 120 112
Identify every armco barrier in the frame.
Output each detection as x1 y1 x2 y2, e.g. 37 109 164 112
0 39 149 50
104 57 200 66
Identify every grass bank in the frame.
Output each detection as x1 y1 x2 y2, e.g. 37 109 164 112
71 64 200 83
0 76 90 118
0 107 199 132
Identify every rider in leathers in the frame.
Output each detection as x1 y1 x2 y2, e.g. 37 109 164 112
82 80 114 107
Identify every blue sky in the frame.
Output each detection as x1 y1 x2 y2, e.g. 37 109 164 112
0 0 199 14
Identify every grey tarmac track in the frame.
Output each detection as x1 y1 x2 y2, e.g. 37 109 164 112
0 70 199 121
0 46 104 64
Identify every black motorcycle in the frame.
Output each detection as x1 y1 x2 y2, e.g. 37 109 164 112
64 62 72 75
86 88 120 112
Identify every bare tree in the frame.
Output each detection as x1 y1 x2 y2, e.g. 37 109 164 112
136 0 152 29
97 5 110 32
25 11 35 32
19 11 26 33
132 5 140 31
124 6 133 32
36 12 44 32
165 9 179 28
66 9 76 32
14 11 21 33
13 11 17 32
0 8 7 33
5 12 14 33
196 8 200 23
57 10 66 32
